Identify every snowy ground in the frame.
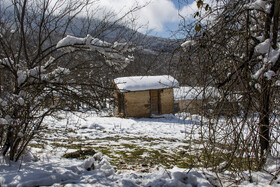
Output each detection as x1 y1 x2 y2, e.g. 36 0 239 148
1 111 280 186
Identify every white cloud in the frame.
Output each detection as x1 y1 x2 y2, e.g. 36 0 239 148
179 0 198 20
93 0 180 33
1 0 201 35
92 0 214 34
137 0 179 31
179 0 217 22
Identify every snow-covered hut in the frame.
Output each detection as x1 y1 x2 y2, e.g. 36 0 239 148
174 87 240 115
113 75 179 118
173 87 217 114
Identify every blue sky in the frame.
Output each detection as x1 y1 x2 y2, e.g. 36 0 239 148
172 0 195 9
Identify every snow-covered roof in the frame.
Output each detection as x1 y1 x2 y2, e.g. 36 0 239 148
114 75 179 92
174 86 220 100
174 86 243 101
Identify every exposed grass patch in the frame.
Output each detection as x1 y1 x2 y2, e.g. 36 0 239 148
196 148 260 171
98 148 113 156
62 149 96 159
106 146 205 171
120 143 137 149
29 144 45 149
36 124 237 171
51 142 91 149
36 133 207 171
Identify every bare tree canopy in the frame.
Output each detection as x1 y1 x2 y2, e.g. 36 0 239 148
0 0 141 161
177 0 280 175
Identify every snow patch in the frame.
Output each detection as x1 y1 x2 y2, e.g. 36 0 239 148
0 151 213 187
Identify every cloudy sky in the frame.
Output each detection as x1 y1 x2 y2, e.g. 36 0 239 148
94 0 199 38
1 0 199 38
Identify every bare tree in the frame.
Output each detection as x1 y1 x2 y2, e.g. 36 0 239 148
178 0 280 176
0 0 139 161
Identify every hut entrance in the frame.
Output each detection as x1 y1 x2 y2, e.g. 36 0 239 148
117 93 125 115
150 90 161 115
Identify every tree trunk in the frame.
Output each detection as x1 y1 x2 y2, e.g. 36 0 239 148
257 0 279 169
2 127 13 156
259 79 271 168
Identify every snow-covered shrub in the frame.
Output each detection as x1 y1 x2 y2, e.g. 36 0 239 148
177 0 280 180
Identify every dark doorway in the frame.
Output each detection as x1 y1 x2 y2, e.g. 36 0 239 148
117 93 125 115
150 90 161 115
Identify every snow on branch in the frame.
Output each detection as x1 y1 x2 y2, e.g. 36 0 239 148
244 0 271 13
1 56 63 86
0 118 8 125
255 39 271 54
56 34 134 70
255 39 280 64
252 39 280 80
16 56 70 86
181 40 196 51
56 35 85 47
0 58 15 69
